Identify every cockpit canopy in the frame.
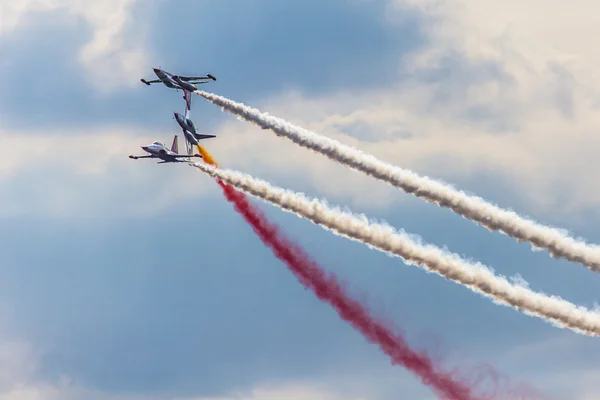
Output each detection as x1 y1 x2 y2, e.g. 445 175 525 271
152 141 164 147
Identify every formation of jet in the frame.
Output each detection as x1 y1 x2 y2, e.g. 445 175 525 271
131 67 217 165
129 135 202 164
141 67 216 111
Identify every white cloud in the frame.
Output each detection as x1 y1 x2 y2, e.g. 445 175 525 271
0 382 363 400
0 326 598 400
389 0 600 218
471 332 600 399
4 0 600 220
0 305 365 400
199 385 366 400
197 0 600 222
6 0 600 224
0 127 218 220
0 298 597 400
0 121 402 221
0 367 363 400
0 0 148 89
0 382 357 400
3 3 600 399
0 326 363 400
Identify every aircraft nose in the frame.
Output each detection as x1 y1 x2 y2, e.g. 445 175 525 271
153 68 161 73
141 145 148 151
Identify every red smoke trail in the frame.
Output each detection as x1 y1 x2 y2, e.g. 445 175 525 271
217 180 482 400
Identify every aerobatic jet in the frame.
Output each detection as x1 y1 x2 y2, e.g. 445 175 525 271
128 135 202 163
140 67 216 110
174 112 216 155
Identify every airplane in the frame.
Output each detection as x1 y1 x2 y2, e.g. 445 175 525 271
128 135 202 163
173 111 216 155
141 68 216 110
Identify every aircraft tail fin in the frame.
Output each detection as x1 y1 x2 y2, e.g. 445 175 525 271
171 135 179 153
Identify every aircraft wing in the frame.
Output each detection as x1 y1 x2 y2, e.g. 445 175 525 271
156 154 201 164
129 155 153 159
173 154 202 158
166 154 202 160
178 74 216 81
141 79 161 85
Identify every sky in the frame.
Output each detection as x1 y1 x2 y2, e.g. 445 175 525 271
1 0 600 398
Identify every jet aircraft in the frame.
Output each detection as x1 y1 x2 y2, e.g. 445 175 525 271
174 111 216 155
129 135 202 163
141 67 216 110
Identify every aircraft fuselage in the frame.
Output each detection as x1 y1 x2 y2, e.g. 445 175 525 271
139 144 182 162
174 112 199 146
153 68 196 91
174 112 196 134
177 113 202 148
172 76 196 92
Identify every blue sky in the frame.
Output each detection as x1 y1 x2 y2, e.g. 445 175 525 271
2 1 600 399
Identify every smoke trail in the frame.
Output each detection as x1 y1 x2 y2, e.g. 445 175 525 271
191 162 600 337
218 181 488 400
195 90 600 273
192 148 489 399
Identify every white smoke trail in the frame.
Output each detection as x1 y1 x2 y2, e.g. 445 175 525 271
195 90 600 273
190 161 600 336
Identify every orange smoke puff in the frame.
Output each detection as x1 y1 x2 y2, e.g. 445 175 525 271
197 145 218 166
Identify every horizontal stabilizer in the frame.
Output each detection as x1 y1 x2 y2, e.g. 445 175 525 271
193 133 216 140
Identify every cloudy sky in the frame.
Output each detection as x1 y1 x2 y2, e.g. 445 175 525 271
1 0 600 398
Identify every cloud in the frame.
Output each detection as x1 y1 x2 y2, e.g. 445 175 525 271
0 379 360 400
0 112 422 221
0 384 361 400
7 0 600 219
386 0 600 217
196 0 600 220
0 344 358 400
3 2 600 398
145 0 422 100
0 127 218 220
0 300 370 400
202 385 366 400
0 302 378 400
0 0 149 89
